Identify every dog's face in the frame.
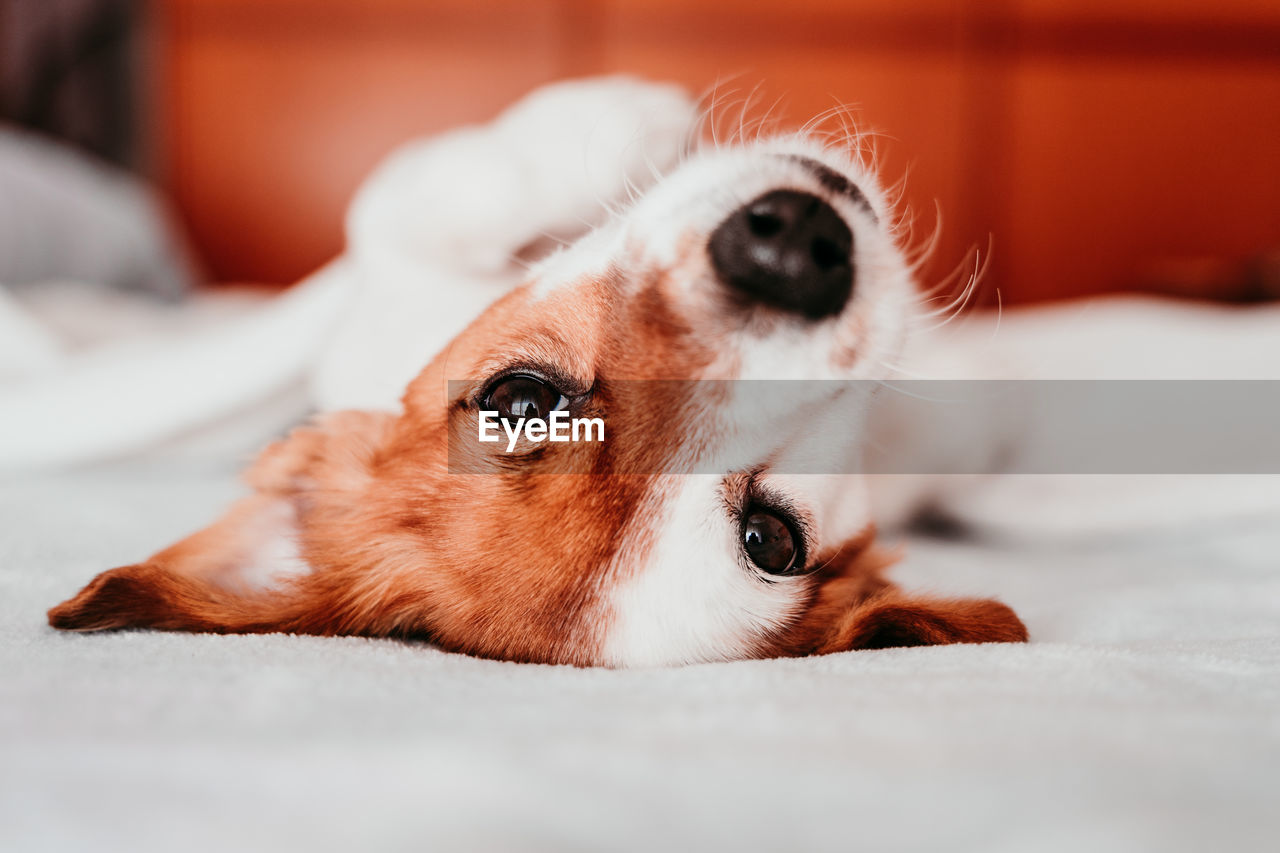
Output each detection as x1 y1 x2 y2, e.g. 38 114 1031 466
50 139 1026 665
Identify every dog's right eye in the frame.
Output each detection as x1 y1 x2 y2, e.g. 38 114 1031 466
484 375 566 422
742 508 803 576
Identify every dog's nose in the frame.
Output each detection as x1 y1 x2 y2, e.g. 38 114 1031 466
709 190 854 319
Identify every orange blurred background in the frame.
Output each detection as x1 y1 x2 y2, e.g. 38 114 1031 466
154 0 1280 304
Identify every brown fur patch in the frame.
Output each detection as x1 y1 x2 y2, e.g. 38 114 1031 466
48 271 726 665
767 530 1027 655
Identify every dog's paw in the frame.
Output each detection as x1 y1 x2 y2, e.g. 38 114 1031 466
495 76 697 231
347 76 697 274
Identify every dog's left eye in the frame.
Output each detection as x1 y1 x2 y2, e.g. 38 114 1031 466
743 509 803 576
485 375 566 422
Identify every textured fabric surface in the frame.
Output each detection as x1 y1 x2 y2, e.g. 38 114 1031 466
3 470 1278 852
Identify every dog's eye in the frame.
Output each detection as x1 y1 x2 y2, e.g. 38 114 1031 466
742 509 802 576
485 375 566 422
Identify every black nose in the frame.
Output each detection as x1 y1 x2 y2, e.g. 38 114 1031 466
709 190 854 320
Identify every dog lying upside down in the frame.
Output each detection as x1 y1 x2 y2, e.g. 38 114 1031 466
47 80 1030 665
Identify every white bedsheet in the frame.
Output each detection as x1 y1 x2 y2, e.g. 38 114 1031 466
3 469 1277 852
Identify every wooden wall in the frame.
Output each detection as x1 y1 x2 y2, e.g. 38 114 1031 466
157 0 1280 303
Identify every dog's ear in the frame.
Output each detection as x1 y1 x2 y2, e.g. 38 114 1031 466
779 542 1028 655
46 493 311 633
48 411 394 634
817 592 1028 652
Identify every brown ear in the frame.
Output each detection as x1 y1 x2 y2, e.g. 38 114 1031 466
48 411 393 634
47 561 268 633
816 592 1028 653
47 494 308 633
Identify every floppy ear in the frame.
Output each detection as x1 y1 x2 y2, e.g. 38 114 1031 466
47 493 310 633
48 411 394 634
775 541 1028 655
817 591 1028 653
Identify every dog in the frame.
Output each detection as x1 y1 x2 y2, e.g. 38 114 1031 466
45 81 1031 665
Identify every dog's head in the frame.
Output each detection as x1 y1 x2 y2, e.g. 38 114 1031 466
50 138 1026 665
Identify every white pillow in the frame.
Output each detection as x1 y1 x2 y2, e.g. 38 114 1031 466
0 126 195 299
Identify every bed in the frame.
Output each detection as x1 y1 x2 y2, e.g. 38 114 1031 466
3 465 1276 851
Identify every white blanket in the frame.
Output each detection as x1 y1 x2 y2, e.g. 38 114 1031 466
3 469 1277 852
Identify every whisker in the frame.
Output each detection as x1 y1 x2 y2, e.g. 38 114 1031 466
914 241 993 332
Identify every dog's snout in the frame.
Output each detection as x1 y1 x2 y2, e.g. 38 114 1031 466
709 190 854 320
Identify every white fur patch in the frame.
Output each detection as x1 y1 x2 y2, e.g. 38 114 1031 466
591 142 913 665
602 476 809 667
234 499 312 592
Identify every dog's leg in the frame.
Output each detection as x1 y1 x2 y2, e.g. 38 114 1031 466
348 76 697 275
313 77 698 412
